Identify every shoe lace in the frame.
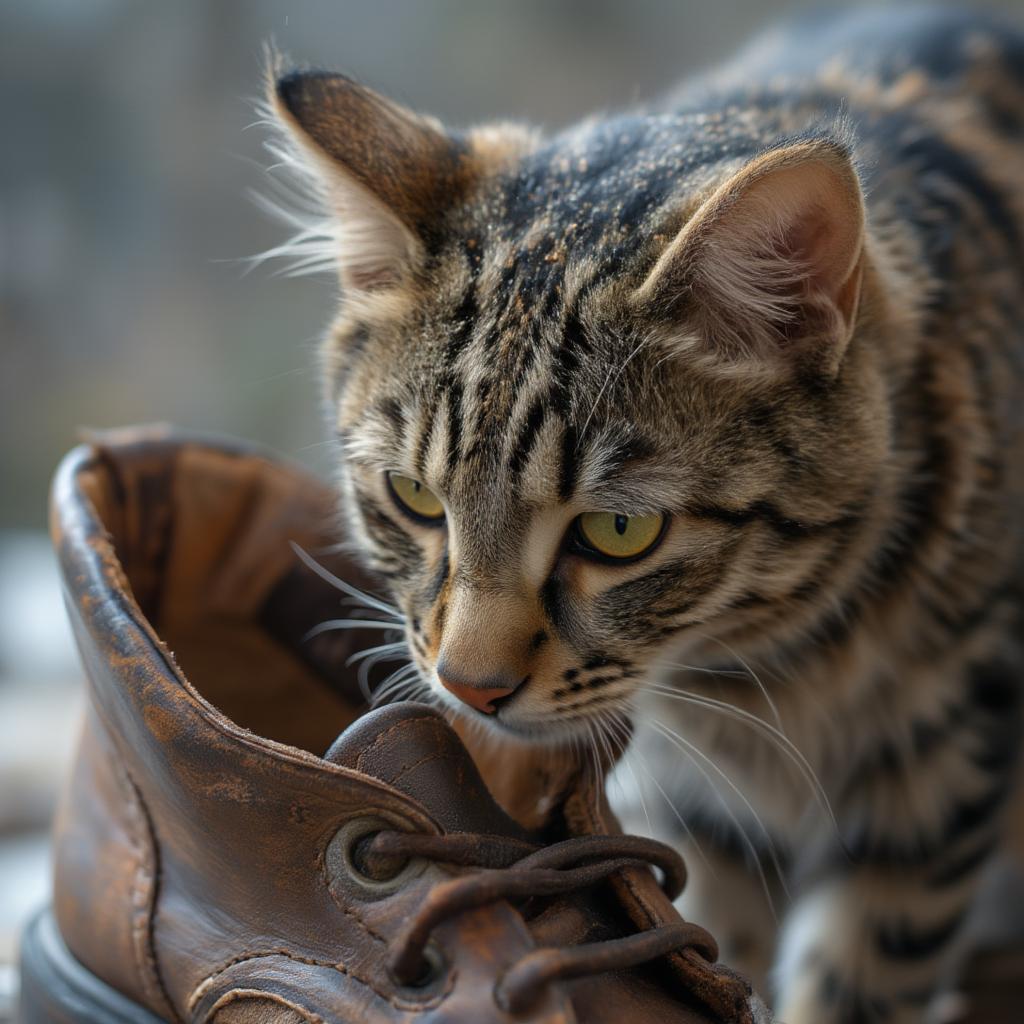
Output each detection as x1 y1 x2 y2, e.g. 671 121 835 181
361 830 750 1018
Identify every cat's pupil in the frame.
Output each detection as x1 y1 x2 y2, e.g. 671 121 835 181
614 514 628 536
413 481 421 493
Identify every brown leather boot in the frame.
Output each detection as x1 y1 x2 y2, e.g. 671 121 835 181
18 428 770 1024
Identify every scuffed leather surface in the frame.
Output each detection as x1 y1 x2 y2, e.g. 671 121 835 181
325 702 533 839
48 427 752 1023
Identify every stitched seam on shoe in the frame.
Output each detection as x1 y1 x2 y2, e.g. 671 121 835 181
326 896 390 946
316 842 390 947
118 759 182 1022
205 989 325 1023
388 751 449 787
353 718 440 775
188 949 457 1013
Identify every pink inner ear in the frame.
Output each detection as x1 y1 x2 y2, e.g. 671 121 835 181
726 156 864 348
795 200 865 338
764 160 865 307
634 144 865 369
786 202 854 303
788 209 828 284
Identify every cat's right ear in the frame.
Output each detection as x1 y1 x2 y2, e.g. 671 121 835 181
271 71 456 292
271 70 533 295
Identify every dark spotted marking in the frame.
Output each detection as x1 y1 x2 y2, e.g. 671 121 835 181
426 550 450 605
875 910 966 960
334 325 371 394
444 377 464 478
687 501 861 539
844 777 1011 867
552 670 630 700
927 837 998 889
508 393 548 479
554 690 628 715
558 420 580 501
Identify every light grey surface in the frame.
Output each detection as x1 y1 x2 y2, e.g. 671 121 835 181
0 963 14 1024
0 533 81 973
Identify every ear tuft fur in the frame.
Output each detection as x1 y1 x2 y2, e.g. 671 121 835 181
257 64 537 296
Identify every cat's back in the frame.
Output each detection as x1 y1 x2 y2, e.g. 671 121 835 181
670 7 1024 174
717 6 1024 125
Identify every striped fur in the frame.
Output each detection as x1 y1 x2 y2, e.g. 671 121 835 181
271 9 1024 1021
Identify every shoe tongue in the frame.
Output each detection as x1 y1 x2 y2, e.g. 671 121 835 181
324 702 531 840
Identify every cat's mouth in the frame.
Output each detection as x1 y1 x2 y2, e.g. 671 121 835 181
426 669 622 744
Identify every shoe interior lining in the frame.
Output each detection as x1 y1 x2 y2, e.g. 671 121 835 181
78 440 386 755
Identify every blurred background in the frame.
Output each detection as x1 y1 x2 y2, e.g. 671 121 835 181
1 0 1021 1012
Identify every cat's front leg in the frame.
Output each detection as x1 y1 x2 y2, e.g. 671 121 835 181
772 853 987 1023
773 658 1020 1023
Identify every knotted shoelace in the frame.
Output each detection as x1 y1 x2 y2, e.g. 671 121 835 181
359 830 743 1016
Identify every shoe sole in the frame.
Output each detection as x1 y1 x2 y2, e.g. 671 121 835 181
18 907 166 1024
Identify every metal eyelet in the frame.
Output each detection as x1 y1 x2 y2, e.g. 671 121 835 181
327 817 426 897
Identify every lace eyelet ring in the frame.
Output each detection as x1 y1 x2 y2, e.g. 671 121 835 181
327 817 427 897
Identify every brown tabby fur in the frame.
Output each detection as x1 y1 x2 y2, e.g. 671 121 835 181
268 9 1024 1022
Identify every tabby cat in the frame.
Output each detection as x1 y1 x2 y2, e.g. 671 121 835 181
268 9 1024 1022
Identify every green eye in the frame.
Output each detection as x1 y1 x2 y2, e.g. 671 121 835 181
387 472 445 523
575 511 665 561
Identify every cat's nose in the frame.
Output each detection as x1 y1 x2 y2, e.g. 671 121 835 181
435 662 525 714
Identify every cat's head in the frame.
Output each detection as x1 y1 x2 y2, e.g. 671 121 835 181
270 70 888 743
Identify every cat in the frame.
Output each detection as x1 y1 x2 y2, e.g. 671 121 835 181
266 8 1024 1022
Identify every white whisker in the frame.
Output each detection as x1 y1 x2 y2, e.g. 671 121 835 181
577 329 658 446
371 664 423 707
691 632 785 731
646 716 785 915
635 680 837 835
347 641 411 702
290 542 404 620
346 641 408 667
620 727 714 874
303 619 406 640
600 713 650 833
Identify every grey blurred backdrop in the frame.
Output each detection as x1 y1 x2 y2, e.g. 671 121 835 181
1 0 1021 1002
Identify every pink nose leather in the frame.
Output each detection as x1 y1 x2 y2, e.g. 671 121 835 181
438 676 516 714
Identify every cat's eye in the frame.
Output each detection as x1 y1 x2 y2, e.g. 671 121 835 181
574 511 666 562
387 472 446 524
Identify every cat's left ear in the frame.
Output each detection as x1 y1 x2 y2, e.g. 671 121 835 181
634 139 865 378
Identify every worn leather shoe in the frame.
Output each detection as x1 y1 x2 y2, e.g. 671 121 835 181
18 427 770 1023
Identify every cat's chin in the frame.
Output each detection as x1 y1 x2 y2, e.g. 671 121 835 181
440 697 606 749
